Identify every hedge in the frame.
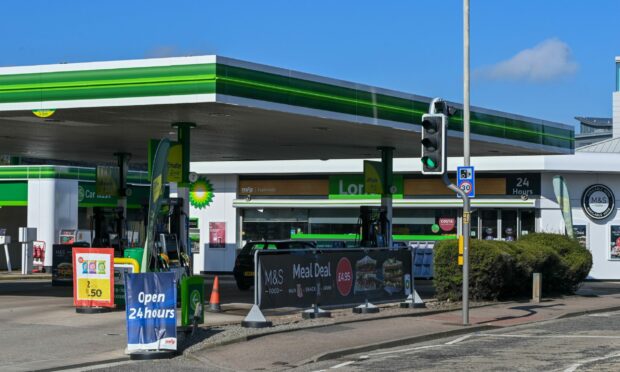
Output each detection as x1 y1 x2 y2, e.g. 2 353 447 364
433 233 592 301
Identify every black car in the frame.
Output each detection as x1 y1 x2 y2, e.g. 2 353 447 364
233 240 316 290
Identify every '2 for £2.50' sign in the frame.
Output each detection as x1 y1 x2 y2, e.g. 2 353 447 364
72 248 115 308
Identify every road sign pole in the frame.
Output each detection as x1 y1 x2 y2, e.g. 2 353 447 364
463 0 471 326
442 173 469 326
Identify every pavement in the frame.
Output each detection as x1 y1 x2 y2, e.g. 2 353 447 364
1 277 620 371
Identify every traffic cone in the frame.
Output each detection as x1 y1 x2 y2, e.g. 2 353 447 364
208 276 222 313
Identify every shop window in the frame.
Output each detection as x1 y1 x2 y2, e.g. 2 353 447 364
481 209 498 240
520 210 536 237
242 222 308 241
501 210 517 241
393 209 457 236
311 223 358 235
470 210 479 239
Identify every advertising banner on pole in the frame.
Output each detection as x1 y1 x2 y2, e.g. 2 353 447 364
364 160 384 195
259 249 411 309
96 166 120 197
125 272 177 352
72 247 115 308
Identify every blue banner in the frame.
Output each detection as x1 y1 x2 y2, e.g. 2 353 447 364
125 272 177 352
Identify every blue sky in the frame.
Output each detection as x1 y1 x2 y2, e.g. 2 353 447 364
2 0 619 130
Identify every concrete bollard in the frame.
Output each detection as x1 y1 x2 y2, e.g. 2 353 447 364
532 273 542 303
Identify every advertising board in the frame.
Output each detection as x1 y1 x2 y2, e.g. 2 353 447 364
51 244 73 286
125 272 177 351
258 249 411 309
72 247 115 308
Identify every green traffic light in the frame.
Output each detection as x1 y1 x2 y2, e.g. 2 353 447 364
421 156 438 169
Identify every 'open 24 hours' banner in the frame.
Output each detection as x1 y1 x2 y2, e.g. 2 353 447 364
72 248 115 308
125 272 177 352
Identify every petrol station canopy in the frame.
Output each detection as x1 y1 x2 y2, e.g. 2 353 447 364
0 56 574 164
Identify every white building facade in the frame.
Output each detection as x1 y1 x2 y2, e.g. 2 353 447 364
190 153 620 280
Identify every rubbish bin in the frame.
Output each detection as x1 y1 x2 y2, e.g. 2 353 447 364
123 248 144 271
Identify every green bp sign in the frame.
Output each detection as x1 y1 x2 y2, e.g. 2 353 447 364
189 177 214 209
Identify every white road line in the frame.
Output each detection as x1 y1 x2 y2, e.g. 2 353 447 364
363 334 476 359
563 351 620 372
477 334 620 339
330 361 355 369
368 344 443 357
445 335 472 345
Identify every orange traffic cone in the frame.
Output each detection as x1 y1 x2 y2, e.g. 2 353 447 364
208 276 222 312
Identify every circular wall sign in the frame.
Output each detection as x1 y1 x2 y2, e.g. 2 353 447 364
581 184 615 220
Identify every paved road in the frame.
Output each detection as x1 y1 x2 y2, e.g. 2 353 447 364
305 310 620 372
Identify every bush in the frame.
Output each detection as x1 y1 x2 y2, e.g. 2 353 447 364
518 233 592 293
434 239 515 301
433 233 592 301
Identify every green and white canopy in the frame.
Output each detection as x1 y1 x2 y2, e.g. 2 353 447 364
0 56 573 163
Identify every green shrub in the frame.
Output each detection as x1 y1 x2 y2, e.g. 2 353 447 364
433 233 592 301
518 233 592 292
434 239 515 301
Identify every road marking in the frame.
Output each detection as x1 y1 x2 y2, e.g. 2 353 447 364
563 351 620 372
368 344 443 357
445 335 472 345
477 333 620 339
330 361 355 369
588 312 616 317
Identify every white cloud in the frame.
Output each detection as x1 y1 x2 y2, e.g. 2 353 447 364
475 38 578 82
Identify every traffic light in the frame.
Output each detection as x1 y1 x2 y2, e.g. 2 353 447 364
420 113 446 175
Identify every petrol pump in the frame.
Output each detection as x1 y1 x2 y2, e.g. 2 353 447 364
152 197 190 275
358 206 390 248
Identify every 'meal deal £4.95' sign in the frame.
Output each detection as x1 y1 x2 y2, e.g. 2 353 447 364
125 272 177 352
72 248 115 308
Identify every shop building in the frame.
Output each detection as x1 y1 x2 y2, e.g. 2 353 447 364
190 153 620 280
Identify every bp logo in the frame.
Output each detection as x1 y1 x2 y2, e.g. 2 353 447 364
190 289 201 311
189 177 214 209
78 186 85 202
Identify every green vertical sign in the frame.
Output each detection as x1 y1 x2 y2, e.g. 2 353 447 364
181 276 205 326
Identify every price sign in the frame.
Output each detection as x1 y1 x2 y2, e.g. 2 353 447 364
72 247 114 308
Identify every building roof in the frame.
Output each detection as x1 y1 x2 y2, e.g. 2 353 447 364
575 116 612 128
576 136 620 153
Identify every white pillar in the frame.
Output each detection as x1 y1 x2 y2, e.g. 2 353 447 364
27 179 78 267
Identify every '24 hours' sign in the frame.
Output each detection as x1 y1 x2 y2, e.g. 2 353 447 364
505 174 540 197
